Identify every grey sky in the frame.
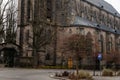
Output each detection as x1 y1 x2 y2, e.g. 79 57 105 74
105 0 120 13
3 0 120 14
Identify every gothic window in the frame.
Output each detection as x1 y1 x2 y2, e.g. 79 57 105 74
115 38 119 51
89 9 92 21
86 7 89 19
98 35 104 53
108 41 110 52
102 15 104 24
110 18 113 28
86 32 93 54
96 11 99 23
47 0 52 20
79 28 85 35
115 20 117 29
107 36 112 53
107 18 111 27
84 6 87 19
111 19 114 29
27 0 31 21
119 39 120 52
80 4 84 18
114 21 116 29
92 11 95 21
109 19 112 27
112 19 114 28
69 29 72 33
76 28 84 35
101 14 104 24
45 53 50 60
109 18 111 27
98 13 101 23
100 13 102 22
116 21 119 29
106 15 109 27
110 37 113 51
116 21 118 29
91 10 94 21
26 30 29 43
46 28 52 40
87 8 91 20
93 11 97 22
104 16 107 26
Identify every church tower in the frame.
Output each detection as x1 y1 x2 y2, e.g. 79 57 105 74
17 0 57 66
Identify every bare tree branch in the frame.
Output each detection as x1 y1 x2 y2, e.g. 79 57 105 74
0 0 17 43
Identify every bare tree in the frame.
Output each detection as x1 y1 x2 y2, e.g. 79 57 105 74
27 0 54 67
63 34 93 80
5 0 17 43
0 0 17 43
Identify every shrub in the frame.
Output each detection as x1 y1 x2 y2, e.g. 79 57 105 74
62 71 69 76
102 69 114 76
117 71 120 76
73 70 93 80
55 72 62 77
68 73 75 79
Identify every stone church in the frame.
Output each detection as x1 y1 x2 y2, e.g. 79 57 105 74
15 0 120 68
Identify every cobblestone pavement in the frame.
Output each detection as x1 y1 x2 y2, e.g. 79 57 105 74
0 68 119 80
0 68 56 80
87 70 120 80
93 76 120 80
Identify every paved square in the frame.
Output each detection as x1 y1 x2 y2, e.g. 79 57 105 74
0 68 119 80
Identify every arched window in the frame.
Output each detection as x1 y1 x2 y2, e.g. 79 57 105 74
45 53 50 60
69 29 72 33
107 36 112 53
115 38 120 51
27 0 31 21
86 32 93 55
110 37 113 51
98 35 104 53
47 0 52 20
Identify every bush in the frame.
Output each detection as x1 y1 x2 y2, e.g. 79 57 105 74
62 71 69 76
73 70 93 80
55 71 70 77
68 73 75 79
117 71 120 76
102 69 114 76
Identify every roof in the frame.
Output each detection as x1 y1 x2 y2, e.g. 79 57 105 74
85 0 120 17
0 43 21 53
72 16 120 35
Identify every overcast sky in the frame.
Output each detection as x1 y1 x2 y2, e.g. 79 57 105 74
3 0 120 14
105 0 120 13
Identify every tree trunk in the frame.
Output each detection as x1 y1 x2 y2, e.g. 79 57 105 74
33 48 38 68
53 26 57 66
76 60 79 80
76 52 79 80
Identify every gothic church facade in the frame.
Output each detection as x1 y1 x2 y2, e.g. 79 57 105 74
17 0 120 68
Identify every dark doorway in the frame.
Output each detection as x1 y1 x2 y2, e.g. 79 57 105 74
2 48 17 67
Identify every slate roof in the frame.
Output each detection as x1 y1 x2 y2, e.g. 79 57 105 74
85 0 120 17
72 16 120 35
71 0 120 34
